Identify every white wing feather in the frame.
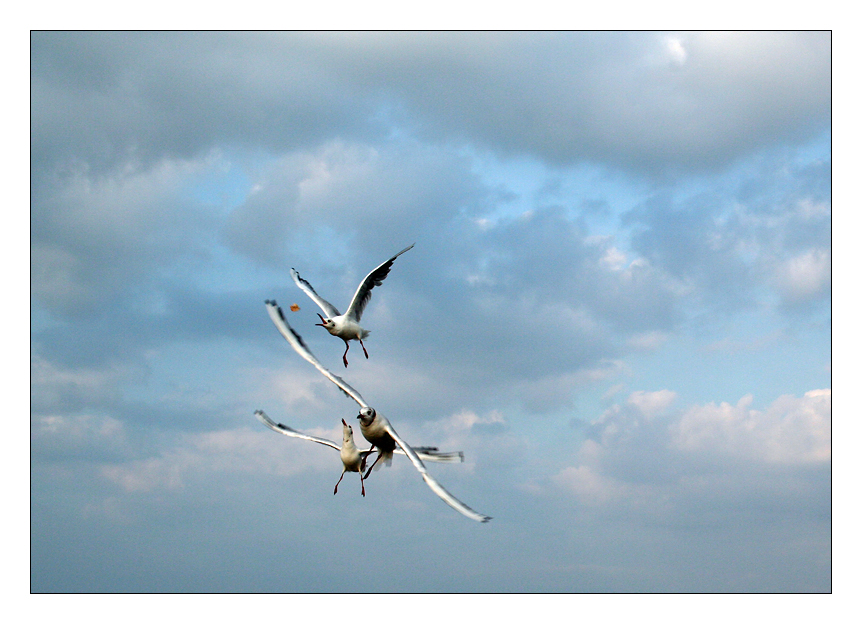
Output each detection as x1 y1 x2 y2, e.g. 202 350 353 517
265 300 368 408
290 269 341 318
382 417 491 523
255 409 343 451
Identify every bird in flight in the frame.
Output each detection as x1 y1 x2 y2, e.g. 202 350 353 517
257 410 372 496
290 244 414 367
263 299 491 523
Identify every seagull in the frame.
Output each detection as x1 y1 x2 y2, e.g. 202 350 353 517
256 410 371 496
264 299 491 523
290 244 414 367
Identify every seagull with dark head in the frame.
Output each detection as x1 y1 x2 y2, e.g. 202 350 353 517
290 244 414 367
356 406 396 478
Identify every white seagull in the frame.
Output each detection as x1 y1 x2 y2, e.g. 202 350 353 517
290 244 414 367
256 410 372 496
264 299 491 523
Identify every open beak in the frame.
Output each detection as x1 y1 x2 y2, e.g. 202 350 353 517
315 313 327 327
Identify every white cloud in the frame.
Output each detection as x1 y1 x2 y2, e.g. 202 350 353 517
627 389 677 418
627 331 670 352
30 352 129 413
774 248 831 303
100 425 342 493
33 413 126 444
664 37 688 67
671 389 831 464
553 388 831 508
552 463 628 506
431 409 506 434
600 246 627 270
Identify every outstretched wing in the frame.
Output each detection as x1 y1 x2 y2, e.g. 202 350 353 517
256 410 377 460
381 417 491 523
265 300 369 408
255 410 342 450
345 244 414 322
290 269 341 318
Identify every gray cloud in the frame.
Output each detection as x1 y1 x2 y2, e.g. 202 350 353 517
32 32 831 178
222 139 490 268
300 31 831 172
625 149 832 311
30 32 380 173
31 157 219 317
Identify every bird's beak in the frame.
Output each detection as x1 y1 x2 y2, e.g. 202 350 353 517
341 418 347 426
315 313 326 327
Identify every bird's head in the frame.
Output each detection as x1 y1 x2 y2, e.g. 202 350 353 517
341 418 354 441
315 313 334 329
357 407 376 426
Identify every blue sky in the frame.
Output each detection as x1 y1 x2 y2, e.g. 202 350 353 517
30 31 832 596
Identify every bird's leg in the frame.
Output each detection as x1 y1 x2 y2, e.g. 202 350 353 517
360 450 372 473
342 340 350 368
359 470 366 497
359 338 369 359
363 453 383 480
334 471 346 495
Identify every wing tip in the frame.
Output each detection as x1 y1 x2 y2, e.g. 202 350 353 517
265 299 286 321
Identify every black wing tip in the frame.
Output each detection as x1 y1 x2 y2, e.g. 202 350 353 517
288 325 310 350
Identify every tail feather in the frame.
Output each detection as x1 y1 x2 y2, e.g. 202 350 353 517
377 449 393 469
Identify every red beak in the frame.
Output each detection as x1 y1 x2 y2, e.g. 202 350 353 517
315 313 327 327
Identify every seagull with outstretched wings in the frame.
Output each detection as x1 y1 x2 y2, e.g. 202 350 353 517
290 244 414 367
